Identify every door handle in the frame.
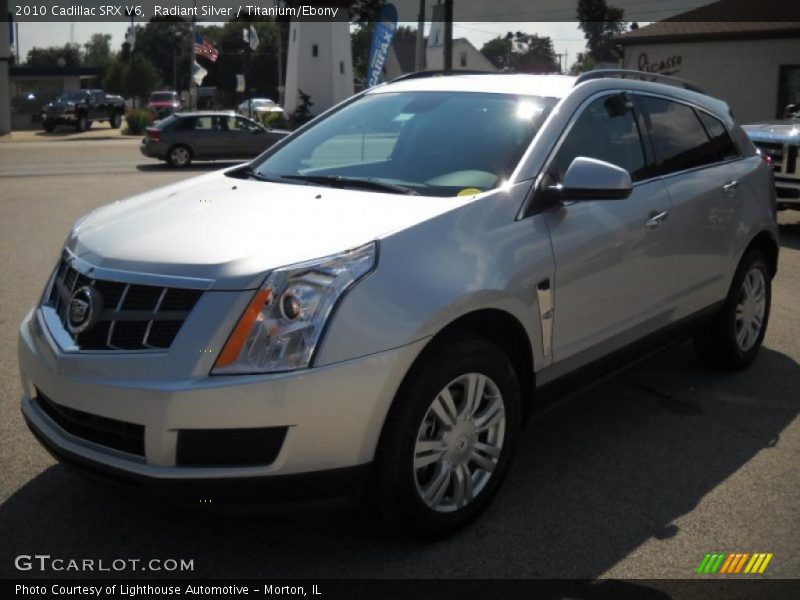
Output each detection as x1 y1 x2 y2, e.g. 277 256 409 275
645 210 669 230
723 180 739 196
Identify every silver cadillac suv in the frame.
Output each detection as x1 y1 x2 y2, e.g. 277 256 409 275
19 70 778 536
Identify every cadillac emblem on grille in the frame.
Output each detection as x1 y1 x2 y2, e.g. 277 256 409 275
67 285 103 335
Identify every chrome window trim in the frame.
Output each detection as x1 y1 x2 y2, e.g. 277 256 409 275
519 87 746 218
518 88 649 218
634 90 744 163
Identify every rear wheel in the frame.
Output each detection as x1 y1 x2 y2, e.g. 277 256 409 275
694 249 771 370
166 144 192 168
373 338 521 538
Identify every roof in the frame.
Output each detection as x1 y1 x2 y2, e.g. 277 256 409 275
174 111 238 117
371 73 577 98
618 0 800 45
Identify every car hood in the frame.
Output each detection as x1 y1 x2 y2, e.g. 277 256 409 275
742 121 800 142
68 170 477 290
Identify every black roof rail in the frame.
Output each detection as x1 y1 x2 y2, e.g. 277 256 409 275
388 69 494 83
574 69 706 94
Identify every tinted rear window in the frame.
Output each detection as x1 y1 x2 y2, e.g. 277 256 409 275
697 111 739 160
640 96 720 175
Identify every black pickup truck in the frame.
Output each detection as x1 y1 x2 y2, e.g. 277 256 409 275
42 89 126 132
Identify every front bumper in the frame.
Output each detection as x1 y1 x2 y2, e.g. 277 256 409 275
775 177 800 207
43 112 77 124
19 308 426 497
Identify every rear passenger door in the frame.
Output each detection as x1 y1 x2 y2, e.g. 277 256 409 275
637 95 743 318
543 93 676 372
179 116 218 158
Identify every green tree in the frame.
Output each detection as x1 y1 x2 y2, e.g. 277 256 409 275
123 54 161 105
25 44 82 68
131 17 192 91
576 0 627 63
481 32 559 73
569 51 597 75
83 33 113 71
197 20 282 107
103 59 126 95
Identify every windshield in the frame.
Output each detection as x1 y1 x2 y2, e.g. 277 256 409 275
252 91 556 196
56 91 86 102
151 92 176 102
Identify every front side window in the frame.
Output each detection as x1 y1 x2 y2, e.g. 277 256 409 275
253 91 556 196
640 96 720 175
550 94 648 182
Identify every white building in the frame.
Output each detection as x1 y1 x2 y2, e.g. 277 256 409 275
426 38 498 72
617 0 800 123
283 21 354 117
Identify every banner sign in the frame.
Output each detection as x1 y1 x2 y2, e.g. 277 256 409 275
366 3 398 88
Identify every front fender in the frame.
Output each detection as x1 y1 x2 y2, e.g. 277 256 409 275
315 181 556 378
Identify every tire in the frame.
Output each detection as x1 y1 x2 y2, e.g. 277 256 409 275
372 338 521 538
166 145 192 168
694 249 771 370
43 122 55 132
110 112 121 129
75 114 88 132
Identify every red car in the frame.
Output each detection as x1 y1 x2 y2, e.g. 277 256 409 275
147 91 182 119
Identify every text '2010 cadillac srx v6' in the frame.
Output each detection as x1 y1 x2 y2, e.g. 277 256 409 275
19 71 778 537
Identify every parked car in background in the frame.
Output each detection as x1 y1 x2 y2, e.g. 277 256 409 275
42 89 126 132
237 98 285 121
139 111 289 167
744 120 800 211
21 71 778 537
147 91 182 119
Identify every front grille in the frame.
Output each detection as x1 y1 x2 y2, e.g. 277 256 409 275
46 255 203 351
35 392 145 457
176 427 288 467
754 141 798 176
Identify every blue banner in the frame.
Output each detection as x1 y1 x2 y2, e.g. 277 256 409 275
366 4 398 88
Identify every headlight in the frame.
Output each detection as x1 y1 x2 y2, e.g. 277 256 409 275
212 242 376 374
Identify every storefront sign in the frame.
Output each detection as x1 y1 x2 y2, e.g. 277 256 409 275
638 52 682 75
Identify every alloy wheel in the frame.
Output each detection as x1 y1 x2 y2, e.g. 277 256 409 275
413 372 505 513
170 147 190 167
735 267 766 352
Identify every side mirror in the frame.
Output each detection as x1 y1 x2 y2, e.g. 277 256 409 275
546 156 632 201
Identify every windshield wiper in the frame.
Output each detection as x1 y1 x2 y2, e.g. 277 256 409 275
281 175 419 195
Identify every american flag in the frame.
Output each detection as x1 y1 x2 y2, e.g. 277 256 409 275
194 32 218 63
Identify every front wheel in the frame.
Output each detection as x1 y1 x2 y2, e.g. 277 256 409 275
694 249 772 370
75 114 88 132
110 112 122 129
373 338 521 538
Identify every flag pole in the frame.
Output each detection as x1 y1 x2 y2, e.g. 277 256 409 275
189 1 196 109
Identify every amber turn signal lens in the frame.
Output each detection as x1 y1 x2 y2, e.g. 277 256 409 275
214 289 271 369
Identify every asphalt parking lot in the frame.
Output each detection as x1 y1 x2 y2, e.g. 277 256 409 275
0 138 798 580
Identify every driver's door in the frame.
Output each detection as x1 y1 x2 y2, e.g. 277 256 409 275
543 93 675 375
